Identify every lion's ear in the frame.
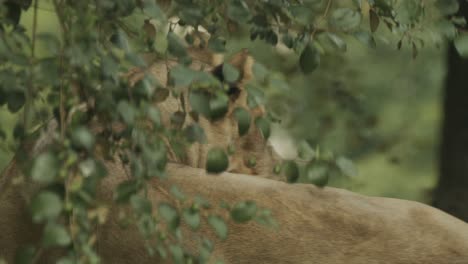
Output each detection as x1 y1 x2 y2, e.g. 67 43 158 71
228 49 254 84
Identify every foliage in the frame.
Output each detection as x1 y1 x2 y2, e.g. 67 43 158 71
0 0 464 263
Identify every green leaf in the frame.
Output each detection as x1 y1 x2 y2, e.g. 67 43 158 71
37 33 61 56
254 209 278 228
7 91 25 113
209 93 229 120
0 88 5 106
0 130 5 140
154 87 170 103
289 5 312 25
111 30 130 51
353 0 362 9
282 34 294 49
189 90 211 118
125 52 146 67
326 33 347 52
206 147 229 173
130 195 152 215
369 9 380 32
222 64 240 83
452 16 466 27
56 257 75 264
231 200 257 223
208 37 227 53
282 160 299 183
158 202 177 220
299 44 320 74
31 152 59 184
14 245 36 264
336 157 358 177
147 106 161 126
13 123 25 140
170 186 186 201
329 8 362 32
170 111 186 129
436 20 457 39
254 116 271 140
184 124 207 143
454 35 468 58
246 156 256 168
71 126 95 151
252 62 269 82
183 208 200 230
117 100 136 125
207 215 228 240
42 223 71 248
30 191 63 223
142 0 165 20
436 0 459 15
233 107 251 136
273 163 281 174
246 84 265 108
227 144 236 155
305 162 330 187
179 8 203 25
354 31 377 49
114 180 141 203
170 65 199 88
227 0 251 23
169 245 184 264
167 32 188 58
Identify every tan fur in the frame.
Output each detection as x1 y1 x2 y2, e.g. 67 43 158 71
125 49 283 177
2 157 468 263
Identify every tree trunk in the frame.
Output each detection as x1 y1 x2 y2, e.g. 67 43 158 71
433 1 468 222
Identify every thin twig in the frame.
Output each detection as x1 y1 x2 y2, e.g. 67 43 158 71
311 0 333 39
24 0 40 131
52 0 67 140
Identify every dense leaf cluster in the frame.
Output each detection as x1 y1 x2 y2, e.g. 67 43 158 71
0 0 464 263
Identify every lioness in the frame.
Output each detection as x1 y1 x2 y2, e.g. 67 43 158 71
2 154 468 263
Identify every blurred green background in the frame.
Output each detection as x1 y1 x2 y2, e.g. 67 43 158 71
0 6 445 204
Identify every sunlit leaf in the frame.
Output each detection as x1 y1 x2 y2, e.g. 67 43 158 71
329 8 362 32
71 127 95 151
354 31 377 49
30 191 63 223
231 200 257 223
31 152 59 184
183 208 200 230
222 64 240 83
42 223 71 248
208 215 228 240
305 162 330 187
336 157 358 177
454 35 468 58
